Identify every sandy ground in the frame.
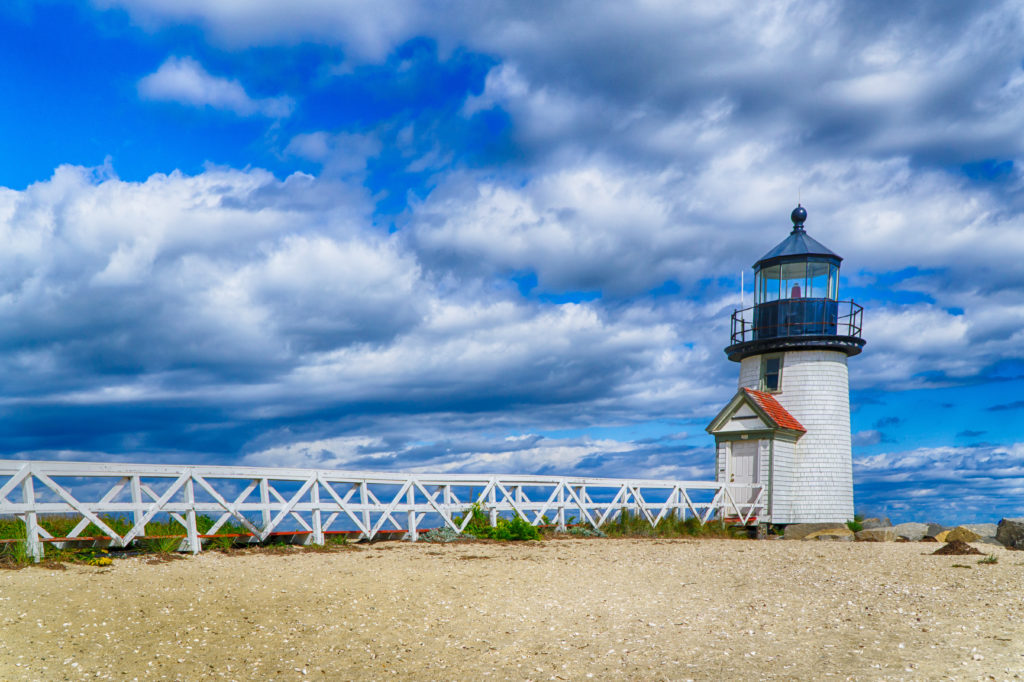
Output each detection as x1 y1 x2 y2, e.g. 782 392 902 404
0 538 1023 681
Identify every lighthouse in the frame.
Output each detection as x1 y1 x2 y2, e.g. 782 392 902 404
706 205 865 524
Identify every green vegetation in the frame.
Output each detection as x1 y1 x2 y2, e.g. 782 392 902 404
0 539 31 567
978 554 998 565
421 526 466 543
0 513 257 563
846 514 865 533
565 526 606 538
454 503 541 541
325 533 350 546
1 503 750 564
600 509 745 539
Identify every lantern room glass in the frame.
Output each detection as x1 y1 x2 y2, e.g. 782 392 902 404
755 260 838 304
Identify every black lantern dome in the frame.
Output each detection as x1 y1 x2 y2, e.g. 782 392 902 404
726 206 864 361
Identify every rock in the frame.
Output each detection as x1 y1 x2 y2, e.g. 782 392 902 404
975 537 1004 547
810 531 854 542
891 522 928 541
945 526 981 543
861 517 892 529
932 540 983 556
996 518 1024 549
783 523 851 541
855 527 895 542
961 523 997 539
927 530 951 543
924 523 947 538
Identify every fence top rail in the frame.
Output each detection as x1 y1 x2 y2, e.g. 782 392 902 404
0 458 759 492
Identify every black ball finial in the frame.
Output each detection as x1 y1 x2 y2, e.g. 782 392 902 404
791 204 807 229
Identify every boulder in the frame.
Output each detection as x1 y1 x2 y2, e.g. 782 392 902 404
924 523 947 538
861 517 892 529
810 530 854 541
855 527 895 542
892 522 928 541
927 530 951 543
976 537 1004 548
961 523 997 539
784 523 852 541
945 526 981 543
996 518 1024 549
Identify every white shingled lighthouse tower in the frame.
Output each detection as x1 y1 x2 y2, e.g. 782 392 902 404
706 205 865 524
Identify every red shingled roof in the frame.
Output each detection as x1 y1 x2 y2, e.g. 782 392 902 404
742 388 806 433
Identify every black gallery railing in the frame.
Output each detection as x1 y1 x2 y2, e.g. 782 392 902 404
730 299 863 344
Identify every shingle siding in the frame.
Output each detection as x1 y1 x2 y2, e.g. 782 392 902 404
738 350 853 523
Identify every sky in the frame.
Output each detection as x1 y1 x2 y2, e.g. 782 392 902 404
0 1 1022 524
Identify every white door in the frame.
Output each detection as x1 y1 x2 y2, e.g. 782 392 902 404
729 440 761 513
730 440 759 485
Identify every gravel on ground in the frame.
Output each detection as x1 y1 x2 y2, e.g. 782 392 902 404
1 538 1022 680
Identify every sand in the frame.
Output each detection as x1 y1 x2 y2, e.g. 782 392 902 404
1 538 1022 681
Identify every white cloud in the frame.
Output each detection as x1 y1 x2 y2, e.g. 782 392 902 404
16 1 1024 475
138 56 294 117
0 162 728 452
96 0 424 60
240 431 705 481
852 430 883 447
284 131 382 175
854 442 1024 523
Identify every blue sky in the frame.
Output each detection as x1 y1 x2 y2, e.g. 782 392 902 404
0 1 1022 523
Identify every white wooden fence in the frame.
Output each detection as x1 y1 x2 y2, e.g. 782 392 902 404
0 459 764 561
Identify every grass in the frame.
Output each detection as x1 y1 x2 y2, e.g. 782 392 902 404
0 539 31 568
978 554 998 565
1 504 748 564
599 509 746 539
0 512 260 562
846 513 865 533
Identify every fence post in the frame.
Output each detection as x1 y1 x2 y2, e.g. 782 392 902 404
557 483 566 531
183 474 200 554
130 475 144 542
442 485 452 529
259 478 271 544
359 481 370 540
310 477 324 546
21 471 42 563
575 486 584 527
488 484 497 527
406 483 418 541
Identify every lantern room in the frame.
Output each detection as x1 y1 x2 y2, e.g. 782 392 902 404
727 205 864 362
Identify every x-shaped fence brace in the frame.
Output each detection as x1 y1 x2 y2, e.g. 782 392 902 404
0 460 764 561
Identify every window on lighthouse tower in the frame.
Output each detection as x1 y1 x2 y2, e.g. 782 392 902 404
760 354 783 392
